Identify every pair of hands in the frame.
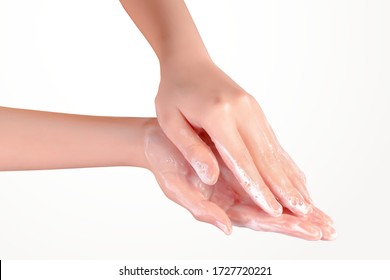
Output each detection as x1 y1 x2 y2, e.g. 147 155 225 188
144 59 335 240
118 0 334 239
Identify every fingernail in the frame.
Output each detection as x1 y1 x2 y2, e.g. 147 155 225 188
326 216 334 226
269 199 283 217
289 197 311 215
322 226 337 241
216 221 231 235
191 160 216 185
304 225 322 240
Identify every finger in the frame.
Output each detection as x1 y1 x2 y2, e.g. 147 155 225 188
279 149 307 185
205 125 282 217
308 206 334 226
144 127 231 234
278 151 311 203
156 108 219 185
318 223 337 241
227 204 322 241
284 169 312 204
200 131 252 201
239 120 311 215
194 199 233 235
209 178 241 211
251 102 309 198
157 172 232 235
284 208 336 240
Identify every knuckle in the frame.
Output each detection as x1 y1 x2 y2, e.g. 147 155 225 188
259 145 280 163
161 184 178 202
261 149 276 162
210 96 234 116
191 204 208 222
192 211 207 222
208 88 251 117
234 90 255 106
158 173 182 200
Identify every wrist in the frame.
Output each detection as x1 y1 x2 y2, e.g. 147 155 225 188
122 117 161 171
140 118 160 171
121 117 156 169
158 49 212 73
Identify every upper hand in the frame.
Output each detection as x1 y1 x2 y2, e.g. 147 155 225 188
155 58 311 217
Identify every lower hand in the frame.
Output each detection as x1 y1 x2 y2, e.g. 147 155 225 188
144 120 336 240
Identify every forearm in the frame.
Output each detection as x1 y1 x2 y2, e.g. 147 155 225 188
119 0 210 65
0 106 151 171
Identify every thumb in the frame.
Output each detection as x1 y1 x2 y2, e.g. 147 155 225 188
190 200 233 235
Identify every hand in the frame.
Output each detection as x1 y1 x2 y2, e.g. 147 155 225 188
155 58 311 217
144 121 336 240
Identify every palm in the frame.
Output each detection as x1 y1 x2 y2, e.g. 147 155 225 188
145 125 335 240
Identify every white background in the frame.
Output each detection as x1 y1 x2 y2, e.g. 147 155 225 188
0 0 389 259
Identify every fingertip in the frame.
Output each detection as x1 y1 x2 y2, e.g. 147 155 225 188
276 186 312 217
250 190 282 217
321 226 337 241
216 220 233 235
193 200 231 234
300 224 322 241
289 197 312 216
267 199 283 217
190 153 220 185
311 226 323 241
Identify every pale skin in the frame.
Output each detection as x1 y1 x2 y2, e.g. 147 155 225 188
119 0 312 217
1 1 335 240
0 107 336 240
145 124 336 240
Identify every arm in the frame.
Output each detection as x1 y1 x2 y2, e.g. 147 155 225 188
119 0 209 64
119 0 312 217
0 106 149 170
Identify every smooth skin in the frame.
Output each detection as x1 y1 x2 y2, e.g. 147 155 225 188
0 106 335 239
0 106 149 170
145 123 336 239
119 0 312 217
